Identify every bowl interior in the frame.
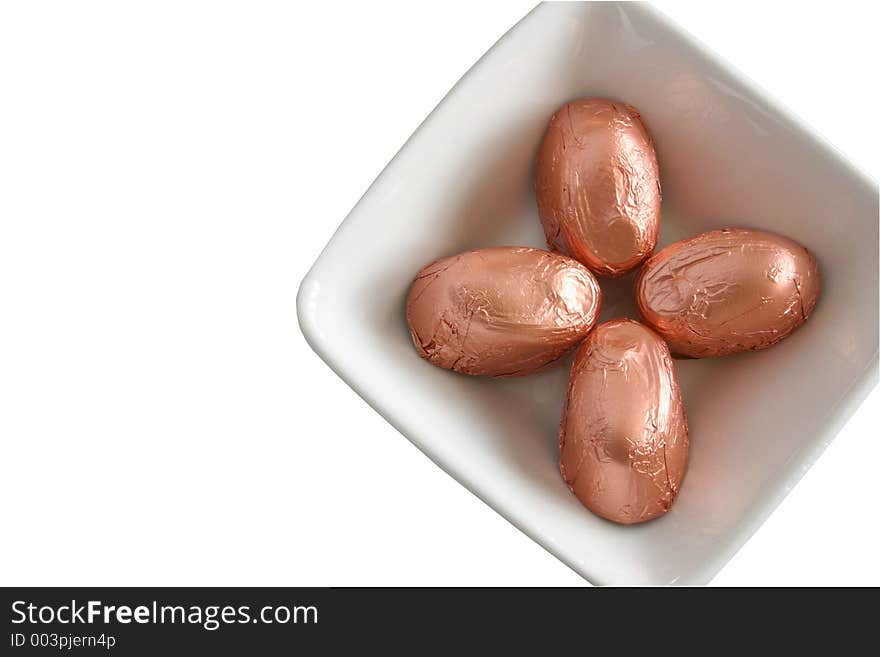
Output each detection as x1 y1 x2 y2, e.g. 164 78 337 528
299 2 878 584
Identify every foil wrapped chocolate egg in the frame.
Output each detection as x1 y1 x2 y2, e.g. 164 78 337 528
406 246 601 377
636 228 820 358
559 319 689 524
535 98 661 278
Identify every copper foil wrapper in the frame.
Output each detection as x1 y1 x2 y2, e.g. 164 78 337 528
636 228 820 358
406 247 601 377
559 319 689 524
535 98 661 278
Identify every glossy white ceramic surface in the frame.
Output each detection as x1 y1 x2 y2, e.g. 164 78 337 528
297 2 878 584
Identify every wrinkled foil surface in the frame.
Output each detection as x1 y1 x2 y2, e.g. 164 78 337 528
559 319 689 524
535 98 661 278
636 228 820 358
406 247 601 377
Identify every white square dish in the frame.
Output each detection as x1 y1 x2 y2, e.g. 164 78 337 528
297 1 878 585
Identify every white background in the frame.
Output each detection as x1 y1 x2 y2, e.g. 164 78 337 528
1 1 877 586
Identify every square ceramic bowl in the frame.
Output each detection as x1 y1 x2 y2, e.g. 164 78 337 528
297 2 878 585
